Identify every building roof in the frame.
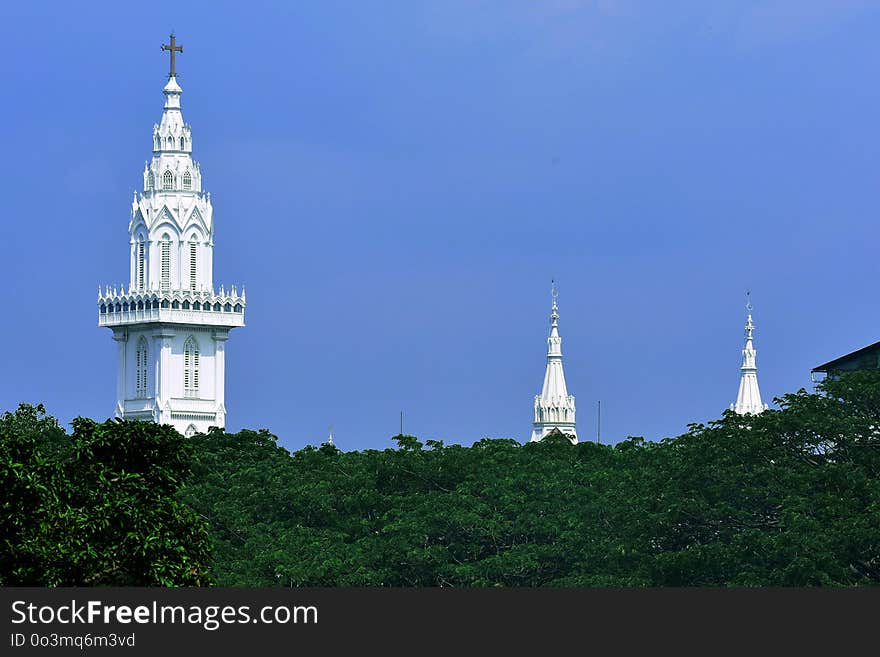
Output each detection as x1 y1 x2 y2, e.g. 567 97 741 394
811 340 880 373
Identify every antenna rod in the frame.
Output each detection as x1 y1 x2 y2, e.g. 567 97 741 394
597 400 601 444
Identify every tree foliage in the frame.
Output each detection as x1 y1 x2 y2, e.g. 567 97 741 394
3 371 879 586
178 371 880 586
0 408 211 585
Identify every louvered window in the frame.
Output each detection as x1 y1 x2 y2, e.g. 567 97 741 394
160 236 171 290
135 338 148 397
183 171 192 190
162 170 173 190
137 241 145 290
189 241 197 289
184 337 200 397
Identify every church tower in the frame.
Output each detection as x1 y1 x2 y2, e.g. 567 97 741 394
731 297 768 415
531 283 578 443
98 35 246 436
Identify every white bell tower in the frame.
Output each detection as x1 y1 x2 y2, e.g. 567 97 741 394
98 35 246 436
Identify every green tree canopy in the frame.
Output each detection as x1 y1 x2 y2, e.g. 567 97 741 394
178 371 880 586
4 370 879 586
0 407 211 585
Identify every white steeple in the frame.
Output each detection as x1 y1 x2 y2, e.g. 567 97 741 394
531 282 578 443
98 35 246 437
731 295 768 415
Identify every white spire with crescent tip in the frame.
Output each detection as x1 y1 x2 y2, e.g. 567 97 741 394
731 294 769 415
531 281 578 443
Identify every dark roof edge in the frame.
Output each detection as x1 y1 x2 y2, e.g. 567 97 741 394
811 339 880 372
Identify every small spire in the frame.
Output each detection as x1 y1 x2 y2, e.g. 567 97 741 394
732 293 767 415
327 425 334 446
532 281 577 443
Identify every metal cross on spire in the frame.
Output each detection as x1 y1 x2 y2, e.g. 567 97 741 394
161 33 184 77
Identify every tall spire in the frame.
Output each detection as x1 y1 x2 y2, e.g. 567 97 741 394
98 35 246 439
731 294 768 415
531 281 578 443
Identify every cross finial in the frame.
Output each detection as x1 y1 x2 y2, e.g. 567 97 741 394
551 279 558 306
161 33 184 78
746 290 752 313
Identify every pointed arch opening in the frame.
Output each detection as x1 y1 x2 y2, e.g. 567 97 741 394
183 336 200 397
182 170 192 190
162 170 173 190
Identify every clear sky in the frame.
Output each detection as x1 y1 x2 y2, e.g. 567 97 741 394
1 1 879 452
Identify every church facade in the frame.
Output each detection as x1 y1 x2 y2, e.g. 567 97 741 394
98 36 245 436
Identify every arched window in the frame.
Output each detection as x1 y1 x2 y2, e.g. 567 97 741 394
182 170 192 190
135 337 148 397
166 136 173 149
162 170 173 190
160 234 171 290
136 239 145 290
184 424 198 438
183 336 200 396
180 136 186 150
189 239 197 289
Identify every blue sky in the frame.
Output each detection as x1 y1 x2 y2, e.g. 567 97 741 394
1 1 879 452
